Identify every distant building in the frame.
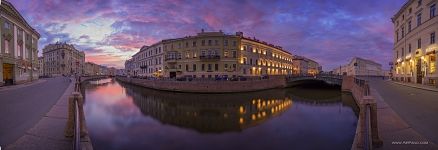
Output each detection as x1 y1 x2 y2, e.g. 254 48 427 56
116 69 126 76
38 57 44 76
292 55 321 76
392 0 437 85
42 42 85 76
124 59 134 76
84 62 100 76
333 57 382 76
1 0 40 86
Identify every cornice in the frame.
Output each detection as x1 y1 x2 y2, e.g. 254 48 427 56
1 0 41 38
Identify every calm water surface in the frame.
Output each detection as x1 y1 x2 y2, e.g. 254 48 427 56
83 78 358 150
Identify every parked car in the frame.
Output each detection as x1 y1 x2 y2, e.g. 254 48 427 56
238 76 247 81
261 75 269 79
215 75 229 81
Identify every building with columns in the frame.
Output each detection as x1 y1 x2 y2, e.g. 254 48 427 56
129 30 294 78
42 42 85 76
1 0 40 86
392 0 437 85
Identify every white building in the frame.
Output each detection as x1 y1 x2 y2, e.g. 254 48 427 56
333 57 383 76
132 43 164 77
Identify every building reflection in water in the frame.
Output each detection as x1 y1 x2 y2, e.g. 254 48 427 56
119 81 292 133
83 79 358 150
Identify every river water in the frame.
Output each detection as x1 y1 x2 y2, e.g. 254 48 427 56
82 78 358 150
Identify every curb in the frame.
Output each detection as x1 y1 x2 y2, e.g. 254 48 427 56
388 81 438 92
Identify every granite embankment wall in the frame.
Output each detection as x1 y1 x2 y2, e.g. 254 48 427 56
116 76 286 93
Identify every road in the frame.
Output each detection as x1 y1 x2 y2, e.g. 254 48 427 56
0 77 70 147
366 78 438 145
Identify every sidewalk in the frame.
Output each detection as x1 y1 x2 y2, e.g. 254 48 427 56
389 80 438 92
6 78 93 150
370 87 438 150
0 79 46 92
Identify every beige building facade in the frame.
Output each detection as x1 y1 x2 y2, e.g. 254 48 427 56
129 30 294 78
393 0 437 85
42 42 85 76
132 44 164 77
333 57 382 76
292 55 321 76
1 0 40 86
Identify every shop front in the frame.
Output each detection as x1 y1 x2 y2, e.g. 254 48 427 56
2 63 15 85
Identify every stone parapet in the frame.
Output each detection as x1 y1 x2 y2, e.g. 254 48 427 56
117 75 286 93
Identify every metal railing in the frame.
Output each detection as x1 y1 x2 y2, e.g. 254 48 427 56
73 78 81 150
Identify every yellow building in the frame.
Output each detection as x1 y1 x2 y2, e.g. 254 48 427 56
130 30 294 78
392 0 437 85
1 0 40 86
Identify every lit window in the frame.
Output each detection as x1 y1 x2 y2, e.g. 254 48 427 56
431 4 436 18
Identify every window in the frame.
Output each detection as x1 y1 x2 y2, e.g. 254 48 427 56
432 4 436 18
208 40 212 46
408 21 412 32
418 0 422 6
418 38 422 49
4 21 11 29
232 64 236 69
431 32 436 44
396 30 399 41
232 51 237 58
208 64 212 71
193 41 197 47
232 41 237 46
409 43 412 52
417 13 422 26
402 48 404 56
202 40 205 46
193 64 197 71
202 64 205 71
224 40 228 46
186 64 189 71
186 42 189 48
215 64 218 71
225 64 228 69
401 27 404 38
4 40 9 53
215 40 218 46
224 51 228 57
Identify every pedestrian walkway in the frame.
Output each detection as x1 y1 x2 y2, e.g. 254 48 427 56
5 77 93 150
370 87 438 150
389 81 438 92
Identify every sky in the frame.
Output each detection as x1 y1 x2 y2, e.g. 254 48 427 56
8 0 406 70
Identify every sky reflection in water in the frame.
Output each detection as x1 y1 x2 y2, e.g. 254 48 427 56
84 78 358 150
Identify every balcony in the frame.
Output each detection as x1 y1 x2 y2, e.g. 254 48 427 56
165 57 178 63
199 55 220 61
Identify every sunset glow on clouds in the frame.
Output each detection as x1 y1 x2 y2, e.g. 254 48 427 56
9 0 405 70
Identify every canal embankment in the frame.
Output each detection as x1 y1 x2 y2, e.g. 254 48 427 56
116 76 286 93
5 76 106 150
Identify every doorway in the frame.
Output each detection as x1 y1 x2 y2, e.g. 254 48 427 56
416 59 423 84
3 63 14 85
169 72 176 78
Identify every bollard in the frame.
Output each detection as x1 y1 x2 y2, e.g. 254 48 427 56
65 92 87 137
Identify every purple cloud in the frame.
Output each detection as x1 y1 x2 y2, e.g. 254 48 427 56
8 0 405 69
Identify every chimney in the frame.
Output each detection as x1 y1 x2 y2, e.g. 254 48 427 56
201 29 204 33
